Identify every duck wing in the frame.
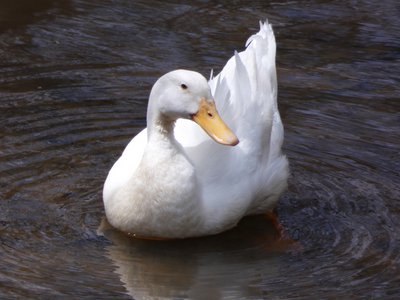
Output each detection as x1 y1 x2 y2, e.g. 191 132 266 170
175 21 288 222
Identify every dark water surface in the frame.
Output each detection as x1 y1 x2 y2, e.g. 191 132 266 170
1 0 399 299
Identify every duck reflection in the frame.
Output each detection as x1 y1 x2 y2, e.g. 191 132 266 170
99 216 296 299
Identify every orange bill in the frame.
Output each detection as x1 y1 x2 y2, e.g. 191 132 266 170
191 98 239 146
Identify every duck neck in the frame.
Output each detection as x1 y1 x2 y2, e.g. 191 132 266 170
147 112 177 147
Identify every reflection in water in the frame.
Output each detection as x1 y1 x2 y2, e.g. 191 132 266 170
0 0 400 298
99 217 293 299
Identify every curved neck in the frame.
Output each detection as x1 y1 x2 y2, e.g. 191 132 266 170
147 112 176 145
146 91 178 146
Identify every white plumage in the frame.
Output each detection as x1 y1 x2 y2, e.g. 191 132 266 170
103 21 289 238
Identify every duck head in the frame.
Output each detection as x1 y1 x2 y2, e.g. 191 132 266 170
148 69 239 146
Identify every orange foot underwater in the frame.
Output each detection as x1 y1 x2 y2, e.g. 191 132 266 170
264 211 303 253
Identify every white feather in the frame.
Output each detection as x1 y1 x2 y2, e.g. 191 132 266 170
103 21 289 238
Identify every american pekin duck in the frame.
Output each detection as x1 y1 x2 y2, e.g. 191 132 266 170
103 21 289 239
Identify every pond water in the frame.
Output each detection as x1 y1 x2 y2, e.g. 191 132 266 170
1 0 399 299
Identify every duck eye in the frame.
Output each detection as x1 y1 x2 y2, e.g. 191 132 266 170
181 83 188 90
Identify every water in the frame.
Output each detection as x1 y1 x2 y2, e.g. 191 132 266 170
1 0 399 299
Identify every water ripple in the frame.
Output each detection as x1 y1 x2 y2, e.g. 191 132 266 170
1 0 400 299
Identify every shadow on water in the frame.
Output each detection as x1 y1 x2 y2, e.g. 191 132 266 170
99 216 299 299
0 0 400 299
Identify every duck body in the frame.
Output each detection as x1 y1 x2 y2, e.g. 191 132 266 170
103 21 289 238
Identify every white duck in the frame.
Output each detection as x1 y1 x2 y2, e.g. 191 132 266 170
103 21 289 239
